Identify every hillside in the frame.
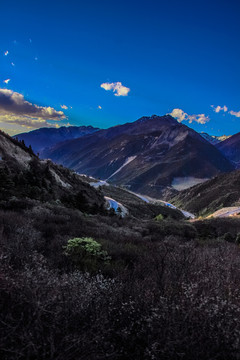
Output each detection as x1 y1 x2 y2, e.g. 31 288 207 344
2 134 240 360
0 129 184 220
171 169 240 216
0 130 105 214
78 174 185 220
216 132 240 168
15 125 99 153
2 129 240 360
42 115 234 198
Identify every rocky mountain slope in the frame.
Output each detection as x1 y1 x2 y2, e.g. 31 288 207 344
15 125 99 154
42 115 234 197
0 130 105 214
1 129 184 219
171 169 240 216
216 132 240 168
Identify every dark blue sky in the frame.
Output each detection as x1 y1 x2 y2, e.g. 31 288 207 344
0 0 240 135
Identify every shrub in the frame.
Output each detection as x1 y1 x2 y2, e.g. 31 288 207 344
155 214 164 221
64 237 111 271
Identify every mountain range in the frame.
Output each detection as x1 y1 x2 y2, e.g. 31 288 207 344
35 115 233 197
199 132 231 145
15 125 99 153
0 129 185 220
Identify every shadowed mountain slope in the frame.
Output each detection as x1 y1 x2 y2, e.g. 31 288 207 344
42 115 234 197
0 130 105 214
199 132 231 145
15 125 99 154
0 129 184 220
216 132 240 168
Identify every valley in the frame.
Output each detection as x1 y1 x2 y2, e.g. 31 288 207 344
18 115 234 199
2 1 240 358
1 117 240 360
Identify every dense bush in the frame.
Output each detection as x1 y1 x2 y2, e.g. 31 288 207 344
64 237 111 271
155 213 164 221
1 203 240 359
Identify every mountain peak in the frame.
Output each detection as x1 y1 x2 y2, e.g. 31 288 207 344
136 114 177 124
42 115 233 197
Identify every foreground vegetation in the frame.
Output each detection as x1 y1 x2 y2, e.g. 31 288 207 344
1 197 240 360
1 132 240 359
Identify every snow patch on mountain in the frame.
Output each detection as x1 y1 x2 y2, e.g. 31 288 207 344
107 156 137 180
172 177 209 191
90 180 109 188
133 193 150 203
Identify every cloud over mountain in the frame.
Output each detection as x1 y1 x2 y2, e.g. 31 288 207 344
100 82 130 96
0 88 67 132
169 108 209 124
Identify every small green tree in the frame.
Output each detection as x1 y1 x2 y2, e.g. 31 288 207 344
64 237 110 271
155 214 164 221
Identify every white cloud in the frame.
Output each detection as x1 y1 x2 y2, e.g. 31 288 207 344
0 115 61 129
169 108 209 124
61 104 68 110
4 51 9 56
229 110 240 118
169 108 187 122
100 81 130 96
211 105 228 113
0 88 67 132
3 79 10 84
187 114 209 124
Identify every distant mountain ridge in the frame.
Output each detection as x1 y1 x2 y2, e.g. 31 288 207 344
199 132 231 145
15 125 99 153
216 132 240 168
41 115 234 197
